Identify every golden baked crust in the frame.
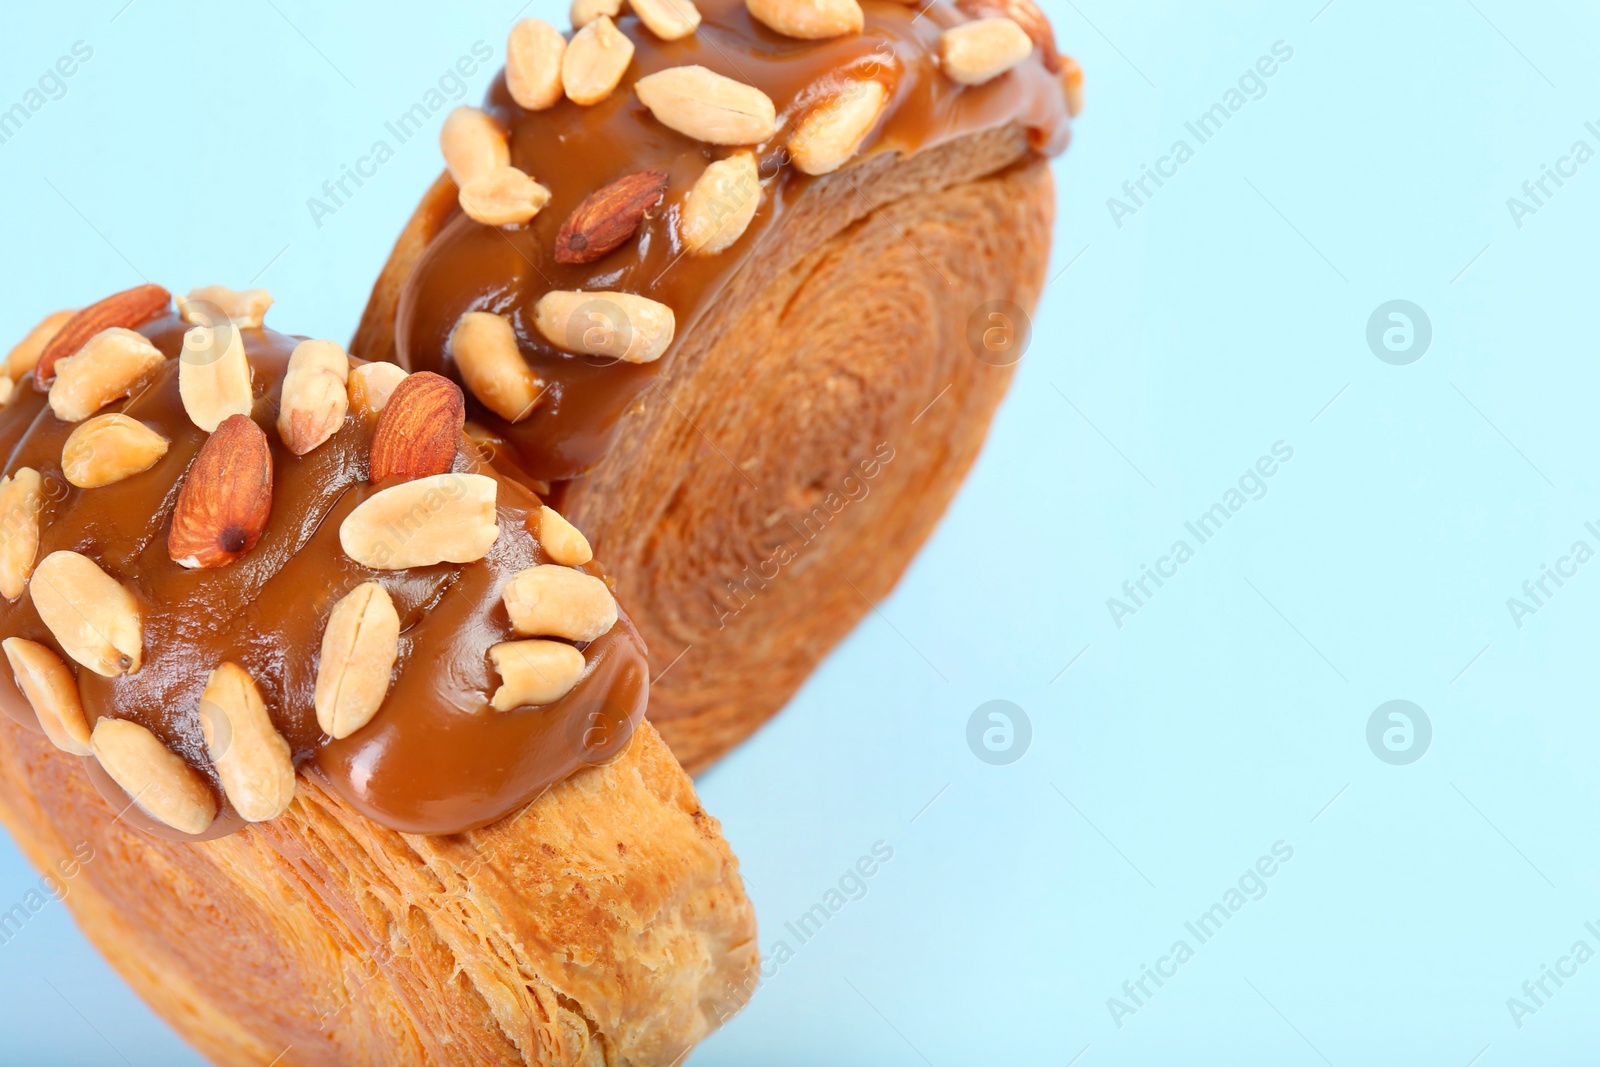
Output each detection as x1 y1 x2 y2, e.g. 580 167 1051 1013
0 2 1069 1058
355 128 1056 771
0 716 756 1066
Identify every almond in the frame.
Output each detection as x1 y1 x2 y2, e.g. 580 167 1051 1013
0 468 43 600
634 66 777 145
459 165 553 227
34 284 170 388
314 582 400 739
61 414 170 488
448 312 545 423
562 15 635 106
440 107 509 187
555 169 669 265
179 324 253 432
349 362 409 419
507 19 566 110
90 718 216 835
48 328 167 423
570 0 621 28
199 662 295 822
681 151 761 255
537 505 593 566
3 638 89 756
502 564 618 641
489 640 587 710
6 308 75 381
746 0 862 39
369 372 465 484
630 0 702 40
339 472 500 569
939 17 1033 86
176 285 274 330
168 414 272 569
277 339 350 455
533 290 675 364
30 551 142 677
789 80 889 175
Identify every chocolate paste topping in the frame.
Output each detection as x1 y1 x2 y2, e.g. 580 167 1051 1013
0 318 647 837
395 0 1072 480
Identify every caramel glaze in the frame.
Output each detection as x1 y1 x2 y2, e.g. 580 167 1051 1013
395 0 1072 482
0 316 648 837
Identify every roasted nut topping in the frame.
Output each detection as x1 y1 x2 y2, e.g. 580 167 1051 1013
489 640 587 710
789 80 890 175
349 362 408 418
506 18 566 110
48 328 166 423
340 472 500 569
572 0 620 26
681 151 761 255
34 284 169 388
30 550 142 677
570 0 622 27
630 0 702 41
634 66 778 145
956 0 1059 71
369 372 465 484
199 662 296 822
314 582 400 740
746 0 863 39
939 17 1033 85
277 339 350 455
562 15 635 106
537 506 593 566
179 324 253 432
554 169 669 265
61 414 170 488
176 285 274 330
448 312 545 423
0 468 42 600
168 414 273 569
6 308 74 381
459 165 553 227
440 106 509 186
533 290 676 364
502 564 618 642
90 718 216 834
3 637 89 756
1061 54 1083 116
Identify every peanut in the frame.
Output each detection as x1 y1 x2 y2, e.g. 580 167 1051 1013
502 564 618 642
449 311 544 423
314 582 400 740
90 718 216 835
3 637 89 756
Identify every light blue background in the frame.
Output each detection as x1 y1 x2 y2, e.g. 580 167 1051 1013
2 0 1597 1063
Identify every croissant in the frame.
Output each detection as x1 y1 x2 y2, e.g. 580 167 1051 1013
0 0 1076 1061
0 303 756 1064
352 0 1079 771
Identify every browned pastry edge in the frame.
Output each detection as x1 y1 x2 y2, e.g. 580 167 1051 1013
354 125 1055 772
0 714 757 1066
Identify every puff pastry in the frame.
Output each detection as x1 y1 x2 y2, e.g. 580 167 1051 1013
352 0 1078 772
0 0 1076 1061
0 304 759 1063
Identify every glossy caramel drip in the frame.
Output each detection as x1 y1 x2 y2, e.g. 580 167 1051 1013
0 317 647 837
395 0 1072 480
